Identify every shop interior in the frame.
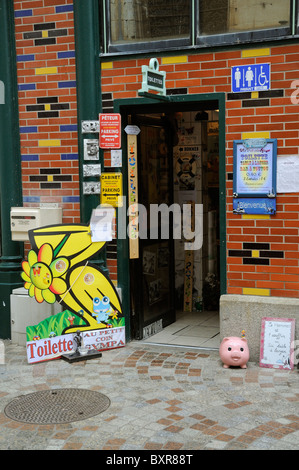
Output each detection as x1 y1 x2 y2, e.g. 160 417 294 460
129 104 220 349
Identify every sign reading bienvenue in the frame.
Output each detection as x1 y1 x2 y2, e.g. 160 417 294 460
233 197 276 215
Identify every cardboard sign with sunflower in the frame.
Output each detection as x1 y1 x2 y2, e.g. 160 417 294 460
21 224 123 338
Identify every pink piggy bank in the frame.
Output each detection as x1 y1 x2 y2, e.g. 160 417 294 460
219 336 249 369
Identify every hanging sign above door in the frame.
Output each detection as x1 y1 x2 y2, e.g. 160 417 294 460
139 58 166 96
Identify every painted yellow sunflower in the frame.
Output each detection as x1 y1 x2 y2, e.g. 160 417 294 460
21 243 69 304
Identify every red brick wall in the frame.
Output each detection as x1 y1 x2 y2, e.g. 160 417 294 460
101 45 299 298
13 2 299 296
14 0 80 234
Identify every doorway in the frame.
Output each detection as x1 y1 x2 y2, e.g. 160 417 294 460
130 114 176 339
115 94 226 347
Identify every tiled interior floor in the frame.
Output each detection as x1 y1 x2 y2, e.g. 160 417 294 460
142 310 220 349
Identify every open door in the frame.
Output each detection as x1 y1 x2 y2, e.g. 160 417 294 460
130 115 175 339
116 93 225 345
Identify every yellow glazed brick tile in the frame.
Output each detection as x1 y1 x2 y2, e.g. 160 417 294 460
242 214 270 220
47 175 53 182
35 67 57 75
252 250 259 258
38 139 61 147
42 30 48 38
162 56 187 65
242 131 270 139
242 48 270 58
243 288 270 296
101 62 113 69
251 92 259 99
45 104 51 111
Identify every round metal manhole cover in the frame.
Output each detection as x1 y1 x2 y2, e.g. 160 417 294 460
4 389 110 425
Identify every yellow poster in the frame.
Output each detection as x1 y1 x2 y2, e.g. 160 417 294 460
100 172 123 207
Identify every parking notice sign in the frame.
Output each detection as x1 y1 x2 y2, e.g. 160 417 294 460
101 172 123 207
99 113 121 149
231 63 270 92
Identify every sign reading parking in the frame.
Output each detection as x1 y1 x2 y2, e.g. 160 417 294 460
231 64 270 93
99 113 121 149
101 172 123 207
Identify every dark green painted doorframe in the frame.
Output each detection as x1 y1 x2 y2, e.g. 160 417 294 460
73 0 107 273
114 93 227 342
0 0 24 338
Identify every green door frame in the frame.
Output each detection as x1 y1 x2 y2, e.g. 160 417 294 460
73 0 102 225
0 0 24 339
114 93 226 342
73 0 108 274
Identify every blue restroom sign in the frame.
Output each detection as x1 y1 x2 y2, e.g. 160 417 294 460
231 64 270 92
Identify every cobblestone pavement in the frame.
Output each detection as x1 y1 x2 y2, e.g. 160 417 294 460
0 339 298 451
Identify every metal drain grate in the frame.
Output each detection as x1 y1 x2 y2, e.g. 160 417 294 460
4 388 110 424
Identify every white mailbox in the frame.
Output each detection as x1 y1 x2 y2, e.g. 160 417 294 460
10 206 62 241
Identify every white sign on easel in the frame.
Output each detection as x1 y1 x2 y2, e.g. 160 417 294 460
260 317 296 370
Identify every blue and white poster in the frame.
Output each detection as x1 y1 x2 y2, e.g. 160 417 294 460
231 64 270 92
233 139 277 215
233 139 277 197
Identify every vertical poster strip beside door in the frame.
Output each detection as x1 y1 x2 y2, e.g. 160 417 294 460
183 250 193 312
183 201 195 312
127 133 139 259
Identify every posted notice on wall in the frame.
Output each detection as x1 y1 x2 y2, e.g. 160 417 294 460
90 206 114 242
233 140 276 196
277 155 299 193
